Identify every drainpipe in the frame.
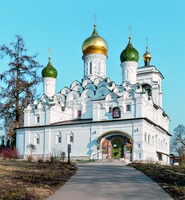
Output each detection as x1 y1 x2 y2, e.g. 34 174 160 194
131 122 134 162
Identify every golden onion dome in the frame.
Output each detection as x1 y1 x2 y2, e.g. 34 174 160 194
143 39 152 63
143 47 152 62
82 24 108 57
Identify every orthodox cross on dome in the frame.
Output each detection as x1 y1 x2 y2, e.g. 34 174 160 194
129 26 132 39
146 38 149 50
48 48 52 60
94 14 96 25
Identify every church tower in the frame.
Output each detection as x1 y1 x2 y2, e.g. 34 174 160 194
137 43 163 106
42 57 58 97
120 37 139 84
82 24 108 79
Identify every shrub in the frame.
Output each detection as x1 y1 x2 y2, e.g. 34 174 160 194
50 148 65 163
1 147 19 159
27 155 33 162
37 157 43 163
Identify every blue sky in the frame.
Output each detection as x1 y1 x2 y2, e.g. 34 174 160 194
0 0 185 134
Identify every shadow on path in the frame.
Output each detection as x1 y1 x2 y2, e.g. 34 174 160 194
47 163 173 200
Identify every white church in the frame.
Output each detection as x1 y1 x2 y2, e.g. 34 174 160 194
16 24 171 164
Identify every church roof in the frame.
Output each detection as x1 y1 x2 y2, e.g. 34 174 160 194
42 58 58 78
82 24 108 57
120 37 139 63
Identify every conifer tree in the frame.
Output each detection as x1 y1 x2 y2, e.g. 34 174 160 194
0 35 42 146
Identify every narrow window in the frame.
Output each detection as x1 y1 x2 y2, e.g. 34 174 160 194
56 132 62 144
36 137 39 144
58 136 61 143
70 135 73 143
148 135 150 144
77 110 81 118
108 107 112 113
144 133 147 142
35 115 40 123
34 134 40 145
97 62 101 74
89 62 92 74
126 105 131 112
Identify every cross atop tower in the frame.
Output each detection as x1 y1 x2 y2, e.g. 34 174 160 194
48 48 51 59
129 26 132 38
94 14 96 25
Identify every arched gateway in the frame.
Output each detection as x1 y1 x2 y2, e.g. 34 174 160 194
98 131 133 161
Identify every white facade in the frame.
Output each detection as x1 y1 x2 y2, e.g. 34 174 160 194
16 31 171 164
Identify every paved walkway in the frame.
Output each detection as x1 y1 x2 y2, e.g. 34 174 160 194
46 162 173 200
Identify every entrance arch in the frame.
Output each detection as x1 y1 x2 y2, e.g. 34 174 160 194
98 131 132 160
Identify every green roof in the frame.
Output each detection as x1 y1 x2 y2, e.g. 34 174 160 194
120 37 139 63
42 58 58 78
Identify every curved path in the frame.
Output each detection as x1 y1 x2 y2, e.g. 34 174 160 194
47 162 173 200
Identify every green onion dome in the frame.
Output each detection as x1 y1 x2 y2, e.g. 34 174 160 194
42 58 57 78
120 37 139 63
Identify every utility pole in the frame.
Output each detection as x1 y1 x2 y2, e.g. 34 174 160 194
67 144 71 164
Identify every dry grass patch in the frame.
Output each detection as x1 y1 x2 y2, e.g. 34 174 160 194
130 163 185 200
0 159 77 200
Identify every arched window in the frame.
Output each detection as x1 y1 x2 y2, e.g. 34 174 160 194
144 133 147 142
126 104 131 112
148 135 150 144
112 107 121 118
56 132 62 144
67 131 74 144
77 110 81 118
141 84 152 99
70 135 73 143
155 135 157 147
97 62 101 74
35 115 40 123
152 136 154 145
89 62 92 74
34 133 40 145
108 107 112 113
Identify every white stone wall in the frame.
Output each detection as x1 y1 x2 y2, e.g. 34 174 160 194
16 118 170 164
121 61 138 84
43 77 56 97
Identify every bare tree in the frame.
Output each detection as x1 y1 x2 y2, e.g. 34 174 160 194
27 144 36 156
0 35 42 146
171 124 185 164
